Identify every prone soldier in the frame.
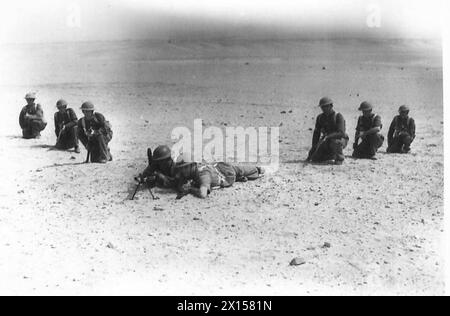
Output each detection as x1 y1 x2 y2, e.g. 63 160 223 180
139 145 264 199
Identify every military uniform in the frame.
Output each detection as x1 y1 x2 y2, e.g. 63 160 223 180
173 162 263 197
54 108 79 150
387 115 416 153
77 112 113 163
308 110 349 163
352 113 384 158
19 103 47 139
142 145 263 198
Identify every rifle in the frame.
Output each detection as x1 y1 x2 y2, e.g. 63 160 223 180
84 128 93 163
130 175 159 201
130 148 159 201
307 136 326 162
56 123 64 146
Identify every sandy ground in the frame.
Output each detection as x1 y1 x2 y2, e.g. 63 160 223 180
0 38 444 295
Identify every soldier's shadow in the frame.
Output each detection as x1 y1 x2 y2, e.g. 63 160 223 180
5 135 23 140
30 144 59 151
30 144 80 153
284 159 337 166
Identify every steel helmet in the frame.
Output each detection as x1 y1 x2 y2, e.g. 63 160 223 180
319 97 333 107
81 101 95 111
56 99 68 109
25 92 37 100
358 101 373 111
152 145 172 161
398 105 410 113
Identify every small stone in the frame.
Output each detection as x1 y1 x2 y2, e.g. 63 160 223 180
281 111 287 114
322 242 331 249
290 257 306 266
106 242 115 249
70 156 76 160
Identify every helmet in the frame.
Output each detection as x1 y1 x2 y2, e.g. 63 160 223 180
358 101 373 111
25 92 36 100
152 145 172 161
80 101 95 111
56 99 68 109
398 105 410 113
319 97 333 107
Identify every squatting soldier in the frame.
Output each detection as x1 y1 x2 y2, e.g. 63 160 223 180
140 146 264 199
19 92 47 139
54 99 80 153
77 101 113 163
307 97 349 165
352 101 384 159
387 105 416 154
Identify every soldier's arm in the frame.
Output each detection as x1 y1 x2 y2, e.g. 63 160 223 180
77 119 88 147
409 118 416 141
362 116 382 137
64 109 78 129
94 113 107 131
26 104 45 120
311 116 321 148
54 113 60 136
188 186 208 199
354 117 362 142
387 118 396 145
19 108 26 129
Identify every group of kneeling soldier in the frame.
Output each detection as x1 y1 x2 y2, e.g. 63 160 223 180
19 93 113 163
19 93 416 199
307 97 415 165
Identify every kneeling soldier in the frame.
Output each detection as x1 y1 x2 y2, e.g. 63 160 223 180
19 92 47 139
77 101 113 163
352 101 384 159
387 105 416 154
307 97 349 165
54 99 80 153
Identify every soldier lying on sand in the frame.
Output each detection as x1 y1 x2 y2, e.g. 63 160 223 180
139 145 264 199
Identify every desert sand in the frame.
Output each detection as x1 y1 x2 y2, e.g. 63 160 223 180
0 38 444 295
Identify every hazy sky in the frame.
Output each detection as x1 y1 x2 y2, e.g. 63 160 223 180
0 0 443 44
